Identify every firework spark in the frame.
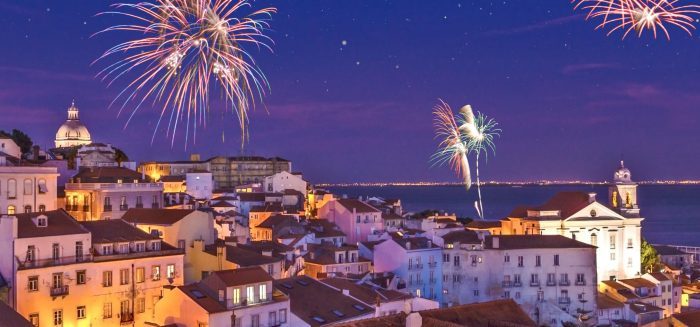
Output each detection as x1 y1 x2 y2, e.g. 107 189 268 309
94 0 276 146
432 101 500 219
573 0 700 39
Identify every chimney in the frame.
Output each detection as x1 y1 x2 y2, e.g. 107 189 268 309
427 240 432 248
588 192 596 203
218 290 225 302
262 250 272 257
405 241 411 250
492 237 499 249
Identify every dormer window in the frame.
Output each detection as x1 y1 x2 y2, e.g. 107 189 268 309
117 179 123 184
102 244 113 255
37 217 47 227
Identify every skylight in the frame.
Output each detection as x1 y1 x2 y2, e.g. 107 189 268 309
332 310 345 317
281 282 293 289
296 279 309 286
352 304 365 311
191 290 205 299
312 316 326 323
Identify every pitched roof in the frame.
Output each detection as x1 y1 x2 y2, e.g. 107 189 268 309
249 202 284 213
257 214 298 229
0 301 33 327
596 294 625 309
628 302 663 314
208 267 273 287
71 166 150 183
387 236 439 250
466 220 502 229
673 310 700 325
337 199 381 213
304 244 368 265
442 230 481 244
484 235 596 250
654 245 690 256
204 244 283 266
79 219 160 243
121 208 196 225
360 240 385 251
334 299 535 327
274 276 371 326
618 278 657 289
177 284 228 313
160 175 185 182
14 209 89 239
320 278 411 305
210 200 236 208
648 272 671 282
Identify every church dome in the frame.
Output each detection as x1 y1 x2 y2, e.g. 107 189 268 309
614 160 632 183
55 101 92 148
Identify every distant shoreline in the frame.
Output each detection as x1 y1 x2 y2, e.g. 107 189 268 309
318 181 700 187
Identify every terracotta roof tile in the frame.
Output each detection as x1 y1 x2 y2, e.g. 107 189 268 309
79 219 160 243
14 209 89 239
208 267 273 287
337 199 380 213
121 208 196 225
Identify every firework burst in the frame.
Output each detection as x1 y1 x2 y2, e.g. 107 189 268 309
573 0 700 39
432 100 500 219
94 0 276 146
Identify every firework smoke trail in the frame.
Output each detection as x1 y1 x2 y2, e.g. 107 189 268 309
432 101 500 219
573 0 700 39
94 0 276 147
458 106 500 219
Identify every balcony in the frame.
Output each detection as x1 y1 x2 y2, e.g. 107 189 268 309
559 280 570 286
513 281 522 287
119 204 129 211
66 182 163 191
104 205 112 212
18 255 92 270
227 293 274 309
151 202 160 209
50 285 69 297
575 280 586 286
135 203 144 209
66 204 78 211
530 281 540 287
546 280 557 286
558 297 571 304
502 281 512 288
428 262 438 268
119 312 134 324
429 278 437 284
82 205 90 212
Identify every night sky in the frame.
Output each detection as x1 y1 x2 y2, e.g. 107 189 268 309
1 1 700 183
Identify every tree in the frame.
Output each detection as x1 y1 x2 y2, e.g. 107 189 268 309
0 129 33 155
113 147 129 165
641 238 659 273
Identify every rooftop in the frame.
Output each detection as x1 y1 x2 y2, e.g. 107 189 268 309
79 219 160 243
71 166 150 183
654 245 690 256
274 276 371 326
674 310 700 325
321 278 411 305
14 209 89 239
484 235 596 250
177 284 227 313
442 229 481 245
204 244 282 266
207 267 273 287
618 278 657 289
121 208 196 225
337 199 381 213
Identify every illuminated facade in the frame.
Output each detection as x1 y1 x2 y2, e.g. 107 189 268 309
0 163 58 216
0 211 184 327
64 167 163 221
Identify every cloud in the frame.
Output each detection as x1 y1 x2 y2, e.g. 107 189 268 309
562 63 622 75
483 14 584 36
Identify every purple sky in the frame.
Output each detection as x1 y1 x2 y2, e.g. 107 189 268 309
1 1 700 183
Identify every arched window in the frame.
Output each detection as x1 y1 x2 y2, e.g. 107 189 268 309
7 179 16 199
591 233 598 246
24 205 31 213
39 204 46 212
7 205 15 215
24 179 33 195
38 179 47 194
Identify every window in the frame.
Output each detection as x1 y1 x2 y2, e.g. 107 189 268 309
7 205 15 215
591 233 597 246
517 256 523 267
77 306 86 319
136 298 145 313
53 310 63 326
610 235 616 249
166 264 175 278
279 309 287 323
103 302 112 318
102 245 113 255
118 243 129 254
120 269 130 285
454 255 460 267
473 290 479 296
75 241 83 260
259 284 267 301
627 238 633 248
251 314 260 327
504 254 510 263
103 271 113 287
531 273 539 284
7 179 16 199
23 179 33 195
247 286 255 302
177 240 186 249
38 179 47 193
26 245 35 262
554 254 559 266
471 255 478 265
52 243 60 261
233 288 241 304
29 313 39 327
38 204 46 212
610 252 616 261
77 270 86 285
135 243 145 252
535 255 541 267
24 205 31 213
136 267 145 283
356 215 360 223
269 311 277 325
443 253 449 262
152 266 161 281
28 276 38 292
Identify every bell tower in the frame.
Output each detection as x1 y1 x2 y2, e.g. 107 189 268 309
608 160 639 217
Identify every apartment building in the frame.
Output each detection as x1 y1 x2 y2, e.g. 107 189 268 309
0 146 59 215
0 210 184 327
318 199 384 244
303 244 371 278
154 267 290 327
65 167 163 220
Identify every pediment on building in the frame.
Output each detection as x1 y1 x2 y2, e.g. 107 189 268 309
565 202 625 221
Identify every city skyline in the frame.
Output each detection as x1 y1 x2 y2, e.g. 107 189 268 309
2 1 700 183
